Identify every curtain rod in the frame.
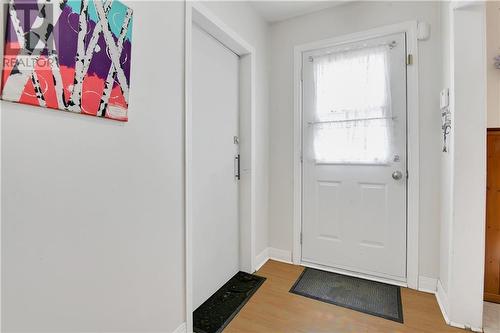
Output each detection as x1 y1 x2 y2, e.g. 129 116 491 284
308 40 397 62
307 116 397 125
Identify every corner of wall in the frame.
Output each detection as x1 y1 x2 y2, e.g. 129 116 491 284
255 247 270 271
173 322 187 333
418 276 438 294
255 247 293 272
436 279 451 325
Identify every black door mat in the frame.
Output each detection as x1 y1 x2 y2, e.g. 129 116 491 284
193 271 266 333
290 267 403 323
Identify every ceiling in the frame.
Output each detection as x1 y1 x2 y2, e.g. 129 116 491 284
250 1 347 23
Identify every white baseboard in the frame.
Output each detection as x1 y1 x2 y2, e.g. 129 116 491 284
469 325 484 333
255 248 269 271
173 322 187 333
418 276 437 294
254 247 293 272
449 321 482 333
435 280 483 332
449 320 482 332
436 279 450 325
268 247 293 264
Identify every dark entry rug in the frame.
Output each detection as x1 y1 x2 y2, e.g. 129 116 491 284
193 271 266 333
290 267 403 323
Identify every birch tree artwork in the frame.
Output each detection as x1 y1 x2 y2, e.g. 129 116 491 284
1 0 133 121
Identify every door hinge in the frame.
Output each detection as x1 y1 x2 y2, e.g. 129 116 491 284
300 67 303 82
407 54 413 65
300 232 303 244
406 170 409 179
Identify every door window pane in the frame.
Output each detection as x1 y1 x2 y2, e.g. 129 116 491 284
312 45 393 164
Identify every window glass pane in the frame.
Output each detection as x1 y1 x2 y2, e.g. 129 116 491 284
312 45 393 164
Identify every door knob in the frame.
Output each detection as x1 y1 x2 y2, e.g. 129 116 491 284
392 170 403 180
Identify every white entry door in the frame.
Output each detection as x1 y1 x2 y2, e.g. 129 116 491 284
302 33 407 281
192 24 240 309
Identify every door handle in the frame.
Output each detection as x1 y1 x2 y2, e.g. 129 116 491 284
392 170 403 180
234 154 240 180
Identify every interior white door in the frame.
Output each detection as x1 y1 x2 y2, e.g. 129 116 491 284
192 24 240 309
302 33 407 281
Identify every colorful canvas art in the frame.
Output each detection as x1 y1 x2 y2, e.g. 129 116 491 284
1 0 133 121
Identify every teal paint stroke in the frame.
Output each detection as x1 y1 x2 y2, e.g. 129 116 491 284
66 0 133 41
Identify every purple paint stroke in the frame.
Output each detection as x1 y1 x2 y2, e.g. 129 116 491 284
54 5 78 69
53 2 131 83
5 1 132 84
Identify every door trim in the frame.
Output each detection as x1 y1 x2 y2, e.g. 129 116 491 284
185 2 257 332
292 21 420 289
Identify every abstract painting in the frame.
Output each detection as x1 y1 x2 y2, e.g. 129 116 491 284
1 0 133 121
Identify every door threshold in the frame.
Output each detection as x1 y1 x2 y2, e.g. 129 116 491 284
300 260 408 288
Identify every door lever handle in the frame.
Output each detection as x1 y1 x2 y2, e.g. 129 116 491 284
234 154 240 180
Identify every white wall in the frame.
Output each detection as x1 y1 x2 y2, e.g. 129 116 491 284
268 1 443 279
2 2 185 332
487 1 500 128
202 1 270 259
439 2 487 331
439 0 453 297
1 1 270 332
451 5 486 329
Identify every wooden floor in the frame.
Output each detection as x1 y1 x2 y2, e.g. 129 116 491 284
225 260 463 333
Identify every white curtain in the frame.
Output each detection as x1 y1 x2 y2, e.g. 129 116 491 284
312 45 393 164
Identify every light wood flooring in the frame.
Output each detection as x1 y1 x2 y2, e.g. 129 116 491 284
225 260 464 333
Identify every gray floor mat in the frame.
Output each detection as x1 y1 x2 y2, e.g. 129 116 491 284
290 267 403 323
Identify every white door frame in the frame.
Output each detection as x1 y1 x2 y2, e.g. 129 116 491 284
293 21 420 289
185 2 257 332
